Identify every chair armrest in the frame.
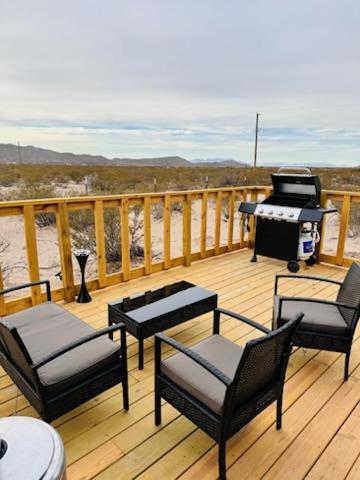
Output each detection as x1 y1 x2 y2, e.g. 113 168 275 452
155 333 232 386
0 280 52 301
274 274 342 295
32 323 125 370
215 307 271 334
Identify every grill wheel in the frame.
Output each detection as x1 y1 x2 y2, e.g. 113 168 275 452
287 260 300 273
305 255 316 266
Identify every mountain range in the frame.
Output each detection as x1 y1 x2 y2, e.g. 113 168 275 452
0 144 249 168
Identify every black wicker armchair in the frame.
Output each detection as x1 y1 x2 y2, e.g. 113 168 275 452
154 307 303 480
273 262 360 381
0 281 129 422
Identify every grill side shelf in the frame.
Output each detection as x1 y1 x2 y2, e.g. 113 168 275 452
238 202 257 214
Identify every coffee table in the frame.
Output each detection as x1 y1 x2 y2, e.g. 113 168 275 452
108 281 218 369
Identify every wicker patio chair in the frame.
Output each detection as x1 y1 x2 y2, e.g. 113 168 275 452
0 280 129 422
273 262 360 381
154 307 303 480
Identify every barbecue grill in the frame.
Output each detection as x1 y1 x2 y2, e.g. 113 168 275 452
239 167 336 272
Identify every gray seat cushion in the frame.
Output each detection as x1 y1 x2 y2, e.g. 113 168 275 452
4 302 119 395
161 335 243 414
273 295 348 336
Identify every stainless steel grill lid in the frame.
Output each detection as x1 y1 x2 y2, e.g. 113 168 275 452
269 168 321 208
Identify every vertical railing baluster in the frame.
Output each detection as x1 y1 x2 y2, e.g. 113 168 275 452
23 205 41 304
214 191 222 255
163 195 171 269
183 193 192 266
120 198 130 281
56 202 75 302
94 200 107 288
200 191 208 259
227 190 235 251
336 194 351 266
144 197 152 275
0 263 6 315
249 189 257 247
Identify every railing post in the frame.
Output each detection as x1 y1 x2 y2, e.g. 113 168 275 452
144 196 152 275
23 205 41 305
183 193 192 266
200 191 208 259
336 194 351 266
56 203 75 302
163 195 171 269
94 200 107 288
120 198 130 281
214 190 222 255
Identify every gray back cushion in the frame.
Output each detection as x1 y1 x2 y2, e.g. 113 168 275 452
0 319 37 385
337 263 360 326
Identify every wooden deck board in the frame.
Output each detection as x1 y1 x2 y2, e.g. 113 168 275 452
1 249 358 480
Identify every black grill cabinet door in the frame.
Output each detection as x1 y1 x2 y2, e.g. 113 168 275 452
254 218 300 261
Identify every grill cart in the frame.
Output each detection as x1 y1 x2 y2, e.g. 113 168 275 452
239 167 336 273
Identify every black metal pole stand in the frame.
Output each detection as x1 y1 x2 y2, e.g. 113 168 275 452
74 249 92 303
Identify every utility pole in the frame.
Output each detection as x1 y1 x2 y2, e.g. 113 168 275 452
253 112 260 170
17 141 22 164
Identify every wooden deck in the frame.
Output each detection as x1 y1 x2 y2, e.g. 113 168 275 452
1 249 359 479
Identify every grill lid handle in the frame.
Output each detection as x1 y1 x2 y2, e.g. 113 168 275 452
277 166 312 175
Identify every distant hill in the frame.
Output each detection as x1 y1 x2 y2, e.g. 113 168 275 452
0 144 249 168
191 158 249 167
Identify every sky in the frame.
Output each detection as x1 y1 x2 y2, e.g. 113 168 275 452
0 0 359 166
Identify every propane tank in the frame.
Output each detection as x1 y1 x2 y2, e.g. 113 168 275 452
298 223 319 260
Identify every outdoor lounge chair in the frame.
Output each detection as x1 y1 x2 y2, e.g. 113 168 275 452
0 280 129 422
273 262 360 381
154 307 303 480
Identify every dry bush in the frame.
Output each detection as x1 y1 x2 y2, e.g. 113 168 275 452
6 184 58 227
1 164 359 197
349 204 360 236
0 237 27 283
152 203 164 221
70 206 144 268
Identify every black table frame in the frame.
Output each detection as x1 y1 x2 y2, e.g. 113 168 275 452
108 281 218 369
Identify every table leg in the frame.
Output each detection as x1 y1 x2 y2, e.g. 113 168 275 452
138 339 144 370
213 309 220 335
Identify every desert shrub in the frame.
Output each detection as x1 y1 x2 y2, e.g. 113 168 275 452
171 201 183 214
8 184 58 228
217 174 242 188
70 206 144 269
349 203 360 236
152 203 164 221
0 237 27 283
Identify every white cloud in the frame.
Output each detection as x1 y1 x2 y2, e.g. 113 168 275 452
0 0 359 165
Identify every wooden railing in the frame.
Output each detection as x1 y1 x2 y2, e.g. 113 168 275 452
0 186 359 314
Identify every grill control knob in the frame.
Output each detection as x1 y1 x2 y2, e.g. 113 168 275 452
268 210 274 215
259 209 264 214
278 211 284 217
289 212 295 218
